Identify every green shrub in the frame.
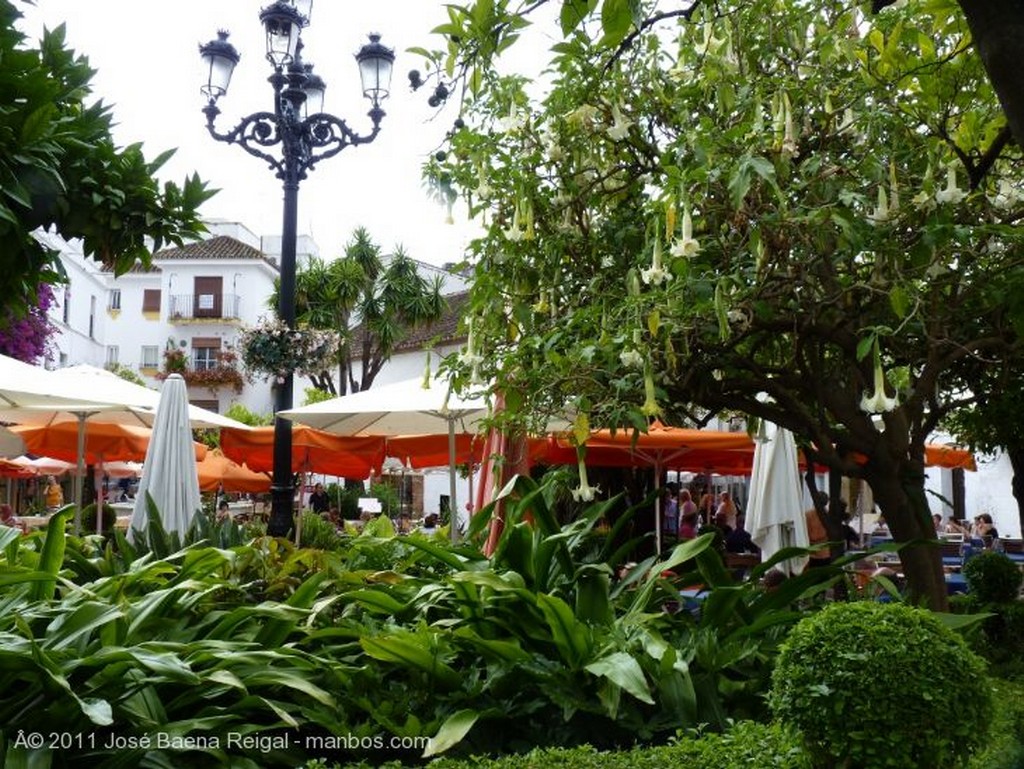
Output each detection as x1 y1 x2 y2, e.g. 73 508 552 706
298 511 344 550
770 602 992 769
79 502 116 534
963 550 1023 604
330 721 809 769
967 679 1024 769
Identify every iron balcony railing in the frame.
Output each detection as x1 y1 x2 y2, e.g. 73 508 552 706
168 294 242 322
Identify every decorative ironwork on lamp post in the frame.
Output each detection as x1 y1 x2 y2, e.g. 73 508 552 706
199 2 394 537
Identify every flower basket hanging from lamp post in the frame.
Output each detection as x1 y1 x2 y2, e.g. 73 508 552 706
239 319 339 385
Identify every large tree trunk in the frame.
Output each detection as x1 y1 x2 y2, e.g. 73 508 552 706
864 459 949 611
959 0 1024 149
1007 446 1024 541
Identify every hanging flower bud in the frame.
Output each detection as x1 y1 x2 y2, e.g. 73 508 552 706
641 364 662 417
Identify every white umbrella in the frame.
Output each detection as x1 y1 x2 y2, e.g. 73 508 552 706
1 364 247 518
279 375 488 541
746 421 809 575
128 375 203 542
0 354 95 410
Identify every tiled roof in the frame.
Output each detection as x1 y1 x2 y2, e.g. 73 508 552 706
152 236 277 268
350 290 470 353
121 260 161 274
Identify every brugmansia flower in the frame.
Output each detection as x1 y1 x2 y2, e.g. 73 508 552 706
499 102 525 133
641 231 672 286
421 353 432 389
620 348 644 369
868 187 890 224
459 323 484 370
860 341 898 414
503 204 524 242
475 165 492 199
571 448 600 502
669 208 701 258
991 179 1021 210
641 364 662 417
935 165 966 205
606 103 633 141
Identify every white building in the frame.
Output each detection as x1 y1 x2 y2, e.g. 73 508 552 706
42 222 478 516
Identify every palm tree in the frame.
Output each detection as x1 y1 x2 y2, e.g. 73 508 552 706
270 227 446 395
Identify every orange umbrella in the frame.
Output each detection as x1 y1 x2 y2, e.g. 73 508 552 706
386 433 485 469
220 425 385 478
10 422 207 464
197 449 271 494
0 458 34 478
535 424 975 475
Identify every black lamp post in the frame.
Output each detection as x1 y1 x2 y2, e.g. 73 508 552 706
200 2 394 537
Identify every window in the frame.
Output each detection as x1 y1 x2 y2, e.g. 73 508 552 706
105 346 119 366
140 345 160 369
88 296 96 339
192 337 221 371
108 289 121 311
62 287 70 324
190 399 219 413
142 289 161 313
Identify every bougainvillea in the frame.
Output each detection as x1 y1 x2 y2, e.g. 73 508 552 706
0 283 57 363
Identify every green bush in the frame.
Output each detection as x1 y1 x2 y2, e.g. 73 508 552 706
330 721 809 769
963 550 1023 604
298 511 345 550
770 602 992 769
967 679 1024 769
79 502 116 534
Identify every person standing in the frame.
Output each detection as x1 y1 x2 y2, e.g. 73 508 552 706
716 491 739 529
308 482 330 515
44 475 64 511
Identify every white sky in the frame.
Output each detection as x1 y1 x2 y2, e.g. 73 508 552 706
17 1 488 266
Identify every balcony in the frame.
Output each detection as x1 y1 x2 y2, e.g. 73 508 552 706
168 294 242 323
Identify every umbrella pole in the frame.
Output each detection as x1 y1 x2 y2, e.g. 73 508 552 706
655 462 663 556
95 462 104 535
448 418 458 543
73 413 86 533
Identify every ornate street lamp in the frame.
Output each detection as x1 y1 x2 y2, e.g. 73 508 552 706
199 3 394 537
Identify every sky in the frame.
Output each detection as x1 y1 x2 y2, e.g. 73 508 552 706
17 1 493 266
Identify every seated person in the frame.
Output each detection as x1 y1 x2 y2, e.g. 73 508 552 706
973 513 999 547
0 503 26 533
725 513 759 554
216 499 231 522
421 513 439 534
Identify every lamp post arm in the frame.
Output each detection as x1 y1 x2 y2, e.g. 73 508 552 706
300 109 385 173
203 104 289 176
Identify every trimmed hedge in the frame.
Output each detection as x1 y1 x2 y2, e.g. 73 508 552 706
329 721 809 769
964 551 1023 604
770 602 992 769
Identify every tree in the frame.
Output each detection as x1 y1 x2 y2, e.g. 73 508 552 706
418 0 1024 609
0 2 211 319
271 227 446 395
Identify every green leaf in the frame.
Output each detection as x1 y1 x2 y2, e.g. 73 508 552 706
561 0 595 36
585 650 654 704
599 0 633 47
537 592 592 668
360 635 461 689
30 507 72 601
423 709 479 757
